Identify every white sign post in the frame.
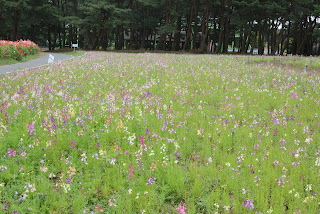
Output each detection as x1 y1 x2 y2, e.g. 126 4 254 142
48 54 54 64
72 44 78 52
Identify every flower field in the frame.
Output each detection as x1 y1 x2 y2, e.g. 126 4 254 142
0 40 40 61
0 52 319 213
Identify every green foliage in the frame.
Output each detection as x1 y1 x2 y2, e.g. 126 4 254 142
0 0 319 54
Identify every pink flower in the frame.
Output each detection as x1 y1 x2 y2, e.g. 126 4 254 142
176 202 187 214
128 164 135 179
292 91 297 99
40 166 48 172
28 123 34 135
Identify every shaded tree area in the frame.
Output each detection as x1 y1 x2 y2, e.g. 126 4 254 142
0 0 319 55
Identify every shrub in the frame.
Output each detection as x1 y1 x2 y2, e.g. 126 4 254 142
0 40 40 61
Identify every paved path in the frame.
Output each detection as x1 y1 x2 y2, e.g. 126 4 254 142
0 53 74 75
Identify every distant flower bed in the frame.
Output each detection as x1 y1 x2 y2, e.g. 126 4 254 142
0 40 40 61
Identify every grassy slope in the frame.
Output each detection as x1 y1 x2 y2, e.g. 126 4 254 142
0 52 44 66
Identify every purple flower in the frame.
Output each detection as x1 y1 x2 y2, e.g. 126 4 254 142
2 202 10 210
1 165 7 172
175 151 181 160
50 116 55 123
243 199 254 209
4 148 16 157
66 177 71 184
276 177 285 188
146 176 156 185
254 176 260 182
145 128 151 134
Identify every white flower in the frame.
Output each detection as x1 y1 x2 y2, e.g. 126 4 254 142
289 189 295 194
30 184 36 193
306 184 312 191
294 192 300 198
207 157 212 164
99 150 105 156
267 208 273 213
110 158 116 165
49 172 56 178
128 189 132 194
62 183 71 193
81 153 88 165
305 138 312 144
225 162 230 167
315 157 320 167
149 150 155 156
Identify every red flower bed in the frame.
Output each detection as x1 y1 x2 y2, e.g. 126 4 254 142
0 40 40 61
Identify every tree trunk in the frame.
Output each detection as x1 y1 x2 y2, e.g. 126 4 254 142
183 0 195 51
129 30 135 50
216 17 225 53
286 21 290 54
192 0 200 51
92 27 103 50
250 30 258 54
115 26 120 50
173 16 181 51
271 20 286 55
222 18 230 53
296 20 306 55
119 24 124 50
140 25 146 50
13 9 20 40
241 31 247 53
48 25 52 50
199 0 209 52
244 31 252 53
238 29 242 53
52 25 58 50
291 21 299 54
258 21 267 55
62 23 66 48
101 29 108 50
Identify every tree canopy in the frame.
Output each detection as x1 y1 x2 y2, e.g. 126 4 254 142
0 0 319 55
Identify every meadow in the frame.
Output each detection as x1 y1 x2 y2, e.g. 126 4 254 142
0 52 319 213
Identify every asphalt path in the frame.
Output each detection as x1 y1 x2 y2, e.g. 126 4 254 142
0 53 74 75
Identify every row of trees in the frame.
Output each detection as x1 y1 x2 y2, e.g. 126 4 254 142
0 0 319 55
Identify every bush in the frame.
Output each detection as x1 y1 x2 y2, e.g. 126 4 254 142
0 40 40 61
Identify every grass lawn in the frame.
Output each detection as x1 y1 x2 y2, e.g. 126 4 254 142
0 52 319 213
0 52 44 66
62 50 86 57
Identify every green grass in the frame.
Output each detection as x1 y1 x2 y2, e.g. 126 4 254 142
0 52 44 66
244 55 320 71
62 50 86 57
